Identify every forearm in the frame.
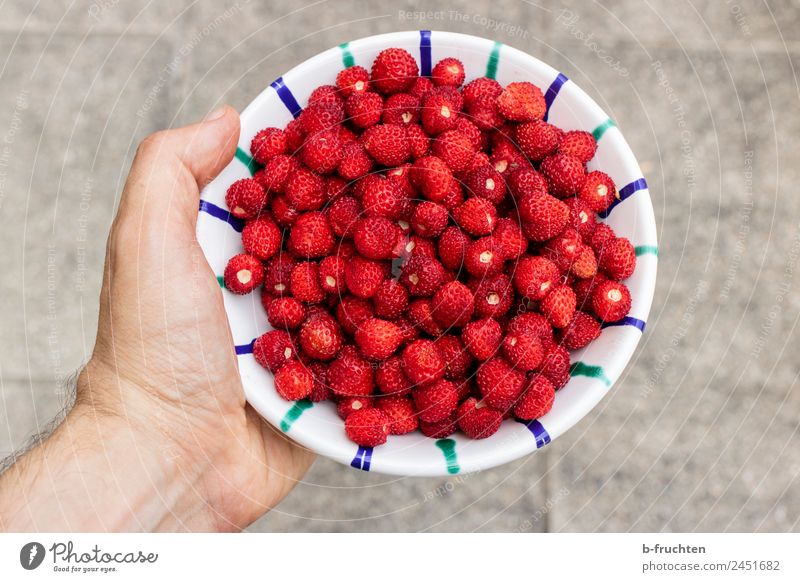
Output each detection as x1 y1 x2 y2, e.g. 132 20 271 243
0 399 214 532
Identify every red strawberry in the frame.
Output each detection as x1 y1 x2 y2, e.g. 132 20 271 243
519 193 570 242
374 279 409 320
406 299 444 337
541 284 577 328
492 218 527 260
539 344 571 389
463 317 502 361
590 223 617 254
301 129 342 174
411 201 448 238
376 356 412 396
431 57 465 87
414 378 459 422
463 165 506 205
502 329 544 371
592 279 632 322
599 237 636 280
275 360 313 400
327 195 361 238
463 77 503 106
319 255 347 294
477 356 526 410
370 48 418 94
406 123 431 158
431 281 475 328
253 330 296 372
464 237 505 277
382 93 420 126
337 141 374 180
437 226 469 270
399 254 446 297
299 314 344 360
328 347 375 396
353 216 402 260
241 215 281 260
457 397 503 439
466 94 505 131
409 76 435 100
377 396 418 434
286 168 326 211
579 171 618 212
453 197 497 236
508 312 554 346
514 375 555 420
345 256 385 298
308 84 344 110
344 408 389 446
256 154 299 194
361 123 411 166
559 130 597 163
541 153 587 198
507 166 548 200
298 103 343 135
263 255 296 296
421 92 459 135
290 262 325 303
355 318 403 360
270 195 301 227
337 396 373 420
402 339 445 386
565 197 597 242
513 256 560 300
432 129 476 172
496 82 546 122
515 121 562 161
250 127 288 164
335 296 374 335
558 311 601 350
471 273 514 319
308 362 332 402
266 297 306 330
411 155 455 203
435 335 473 380
223 253 264 294
345 91 383 128
420 414 458 438
226 178 267 220
288 211 335 258
336 65 370 97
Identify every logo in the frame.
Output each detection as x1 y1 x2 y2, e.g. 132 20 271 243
20 542 46 570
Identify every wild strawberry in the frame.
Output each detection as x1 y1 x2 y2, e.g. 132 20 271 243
256 154 299 194
414 378 459 422
224 253 265 294
226 178 267 220
345 408 389 446
496 82 546 122
377 396 418 434
307 361 331 402
298 103 343 135
355 318 403 360
471 273 514 319
411 155 455 203
283 117 305 152
435 335 473 380
464 236 504 277
408 75 434 100
376 356 411 396
362 179 408 221
402 339 445 386
250 127 288 164
574 273 607 310
453 197 497 237
463 77 503 106
519 193 570 241
315 256 344 295
541 153 587 198
431 281 475 328
395 316 419 344
270 194 300 227
267 296 306 330
406 123 431 158
328 346 375 396
263 255 296 296
411 201 448 238
590 222 617 254
455 117 485 151
438 226 469 270
253 330 296 372
457 397 503 439
466 94 505 131
374 279 409 320
541 284 576 328
404 235 436 259
592 279 632 322
514 375 555 420
399 254 446 297
241 215 281 260
286 168 326 211
565 197 597 242
345 91 383 128
507 166 548 199
299 314 343 361
431 57 465 87
559 130 597 163
558 311 601 350
291 262 325 303
515 120 562 161
477 356 526 410
337 396 373 420
463 165 506 205
579 170 618 212
308 84 344 110
335 296 374 335
327 196 361 239
337 141 374 180
421 92 459 135
420 414 458 438
288 212 334 258
571 246 598 279
599 237 636 280
370 48 418 94
353 216 401 260
513 256 560 300
539 344 571 389
543 228 584 272
345 256 385 298
502 329 544 371
441 180 464 210
275 360 313 400
361 123 411 166
325 175 349 201
430 85 463 112
432 129 476 172
492 218 527 260
382 93 420 125
463 317 502 361
406 299 444 337
336 65 370 97
509 312 553 345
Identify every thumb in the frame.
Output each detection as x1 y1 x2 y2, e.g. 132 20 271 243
120 106 241 221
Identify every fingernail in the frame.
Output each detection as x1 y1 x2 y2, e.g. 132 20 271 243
204 106 227 121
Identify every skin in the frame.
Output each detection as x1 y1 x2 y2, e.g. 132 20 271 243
0 107 314 532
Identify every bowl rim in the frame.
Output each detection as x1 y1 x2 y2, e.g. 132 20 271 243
198 29 658 476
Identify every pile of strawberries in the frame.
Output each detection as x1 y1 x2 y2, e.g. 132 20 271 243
222 48 635 447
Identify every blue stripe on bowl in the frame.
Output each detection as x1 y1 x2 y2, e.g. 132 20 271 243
199 199 244 232
235 340 255 355
350 446 373 471
543 72 569 122
419 30 432 76
270 76 303 118
598 177 648 218
602 316 646 332
516 418 551 448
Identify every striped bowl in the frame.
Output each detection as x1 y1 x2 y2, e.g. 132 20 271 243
196 30 658 476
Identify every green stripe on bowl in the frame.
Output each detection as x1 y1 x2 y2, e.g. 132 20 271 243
635 245 659 257
216 275 225 288
570 362 611 387
280 400 314 432
339 42 355 67
592 118 617 141
235 146 261 176
485 41 502 79
435 438 460 474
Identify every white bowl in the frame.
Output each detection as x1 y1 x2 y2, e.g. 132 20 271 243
196 30 658 476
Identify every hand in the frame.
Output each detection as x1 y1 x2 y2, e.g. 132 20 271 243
0 107 314 532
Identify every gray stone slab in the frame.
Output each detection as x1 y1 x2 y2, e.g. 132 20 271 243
0 31 174 381
246 453 550 532
0 379 69 460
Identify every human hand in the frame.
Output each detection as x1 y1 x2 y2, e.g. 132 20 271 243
0 107 314 532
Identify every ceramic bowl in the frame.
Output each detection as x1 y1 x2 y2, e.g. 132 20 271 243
196 30 658 476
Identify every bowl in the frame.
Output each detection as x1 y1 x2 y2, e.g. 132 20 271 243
196 30 658 476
